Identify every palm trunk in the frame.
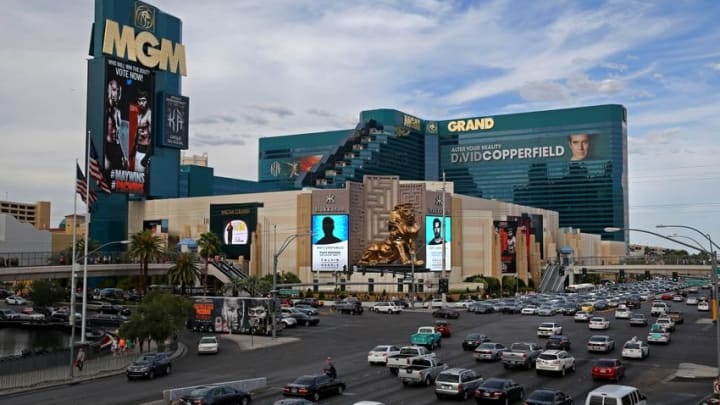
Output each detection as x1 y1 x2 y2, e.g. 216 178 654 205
203 258 208 296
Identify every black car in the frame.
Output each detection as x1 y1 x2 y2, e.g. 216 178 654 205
288 309 320 326
273 399 319 405
462 333 491 351
472 303 495 314
99 304 131 316
392 298 410 308
87 313 127 326
282 374 346 401
297 298 320 308
126 352 172 380
180 385 251 405
474 378 525 404
433 307 460 319
524 388 574 405
545 335 571 351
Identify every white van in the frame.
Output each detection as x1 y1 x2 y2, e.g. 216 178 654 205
650 301 670 316
585 384 647 405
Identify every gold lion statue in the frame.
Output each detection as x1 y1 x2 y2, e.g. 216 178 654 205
358 203 425 266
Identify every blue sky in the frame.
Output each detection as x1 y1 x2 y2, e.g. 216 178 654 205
1 0 718 250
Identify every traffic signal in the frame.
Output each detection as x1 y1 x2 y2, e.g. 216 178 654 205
619 270 625 282
439 279 449 294
672 272 678 282
645 270 651 280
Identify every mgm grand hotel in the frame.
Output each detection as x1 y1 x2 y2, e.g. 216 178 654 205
124 104 629 293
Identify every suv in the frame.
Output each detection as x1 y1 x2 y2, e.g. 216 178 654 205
434 368 484 400
650 302 670 317
126 352 172 380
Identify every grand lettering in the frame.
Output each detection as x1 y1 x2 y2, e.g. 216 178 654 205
447 117 495 132
102 19 187 76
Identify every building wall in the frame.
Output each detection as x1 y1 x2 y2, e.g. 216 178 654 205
0 200 51 230
0 214 52 265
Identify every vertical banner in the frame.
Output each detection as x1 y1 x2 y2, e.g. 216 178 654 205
159 93 190 149
311 214 349 271
495 220 518 274
425 216 452 271
210 203 261 260
103 58 154 194
509 215 533 267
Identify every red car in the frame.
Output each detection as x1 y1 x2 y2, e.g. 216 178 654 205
591 358 625 381
661 293 674 301
435 320 452 337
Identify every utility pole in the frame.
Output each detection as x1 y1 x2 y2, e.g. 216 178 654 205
441 171 447 304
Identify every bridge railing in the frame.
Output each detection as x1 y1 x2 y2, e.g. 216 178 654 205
571 255 712 266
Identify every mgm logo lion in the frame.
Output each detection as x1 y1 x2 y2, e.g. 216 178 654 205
359 203 425 266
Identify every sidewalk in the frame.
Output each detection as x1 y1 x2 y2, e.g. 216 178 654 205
0 340 186 396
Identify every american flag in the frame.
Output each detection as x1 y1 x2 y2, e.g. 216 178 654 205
89 139 111 193
76 164 97 206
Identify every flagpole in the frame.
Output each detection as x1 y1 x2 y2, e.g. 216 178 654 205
81 131 91 344
69 159 79 377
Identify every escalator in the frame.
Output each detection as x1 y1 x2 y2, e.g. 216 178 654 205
538 263 567 293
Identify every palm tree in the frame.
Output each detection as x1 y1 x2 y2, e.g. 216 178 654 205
168 252 200 295
197 232 221 296
128 230 164 295
221 276 247 297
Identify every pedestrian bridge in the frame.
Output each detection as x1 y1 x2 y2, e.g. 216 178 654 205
0 263 174 282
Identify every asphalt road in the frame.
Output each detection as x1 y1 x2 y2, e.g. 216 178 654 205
2 298 715 405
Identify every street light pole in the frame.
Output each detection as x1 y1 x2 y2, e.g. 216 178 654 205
657 224 719 378
410 251 415 308
272 228 311 338
79 239 129 344
441 171 447 304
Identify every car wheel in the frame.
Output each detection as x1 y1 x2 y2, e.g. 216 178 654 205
240 397 250 405
165 365 171 375
337 385 344 395
425 376 432 386
504 397 509 405
390 368 398 375
148 370 155 380
463 390 470 400
561 367 566 376
304 320 310 326
312 392 320 401
402 380 409 386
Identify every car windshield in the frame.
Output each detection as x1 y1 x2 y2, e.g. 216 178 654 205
595 360 616 367
465 334 480 340
200 337 216 344
624 343 640 349
477 343 496 349
371 346 388 352
188 387 212 396
482 379 506 389
540 323 554 327
589 336 607 342
538 353 558 360
548 336 563 342
436 373 460 383
528 391 555 401
135 354 156 363
293 376 316 385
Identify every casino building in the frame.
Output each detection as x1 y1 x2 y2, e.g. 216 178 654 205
82 0 627 292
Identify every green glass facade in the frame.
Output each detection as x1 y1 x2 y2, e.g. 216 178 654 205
258 104 628 241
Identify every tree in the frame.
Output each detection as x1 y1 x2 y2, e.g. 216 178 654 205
197 232 221 296
29 279 66 308
119 291 192 351
127 230 164 295
227 275 271 297
167 252 200 295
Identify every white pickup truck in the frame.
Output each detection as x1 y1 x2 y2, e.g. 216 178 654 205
398 357 448 386
386 345 436 375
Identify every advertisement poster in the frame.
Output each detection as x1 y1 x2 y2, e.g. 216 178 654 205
425 216 452 271
311 214 349 272
191 297 272 334
160 94 189 149
210 203 261 260
444 133 610 167
495 220 518 274
103 58 154 194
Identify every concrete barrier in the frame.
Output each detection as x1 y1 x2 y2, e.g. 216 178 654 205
162 377 266 404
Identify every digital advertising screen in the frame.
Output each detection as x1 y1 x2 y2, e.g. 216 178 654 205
159 93 189 149
495 220 518 274
311 214 349 272
210 203 261 260
425 216 452 271
103 58 154 195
